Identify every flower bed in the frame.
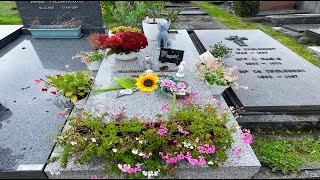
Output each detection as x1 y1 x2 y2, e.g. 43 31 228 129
54 99 239 179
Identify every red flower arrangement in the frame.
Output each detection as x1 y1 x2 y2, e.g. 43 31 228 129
105 32 148 54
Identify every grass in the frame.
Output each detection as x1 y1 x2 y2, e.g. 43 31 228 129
252 137 320 173
0 1 22 24
192 1 320 68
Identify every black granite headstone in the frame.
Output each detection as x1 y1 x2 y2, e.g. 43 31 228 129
159 48 184 65
15 1 105 34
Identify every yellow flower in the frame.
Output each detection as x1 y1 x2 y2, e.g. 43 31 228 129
110 26 141 34
136 73 159 92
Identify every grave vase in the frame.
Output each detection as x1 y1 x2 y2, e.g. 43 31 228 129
115 52 138 61
208 84 229 96
87 59 102 71
73 94 89 108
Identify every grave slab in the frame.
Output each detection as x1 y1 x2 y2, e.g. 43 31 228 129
15 1 105 34
282 24 320 32
0 25 23 49
308 46 320 55
44 30 261 179
0 35 87 178
194 30 320 113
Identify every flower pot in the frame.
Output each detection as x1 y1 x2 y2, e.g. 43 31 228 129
73 94 89 108
28 25 82 38
142 18 168 41
87 59 102 71
108 30 115 37
115 52 138 61
208 84 229 96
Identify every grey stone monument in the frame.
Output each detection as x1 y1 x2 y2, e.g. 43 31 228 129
15 1 105 34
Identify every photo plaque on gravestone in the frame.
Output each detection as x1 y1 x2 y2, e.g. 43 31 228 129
159 48 184 65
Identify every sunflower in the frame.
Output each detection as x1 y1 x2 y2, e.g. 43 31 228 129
136 73 159 92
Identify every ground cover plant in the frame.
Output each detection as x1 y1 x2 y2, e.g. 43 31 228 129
0 1 22 24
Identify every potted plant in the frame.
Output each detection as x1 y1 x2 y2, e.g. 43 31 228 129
210 42 232 59
28 17 82 39
165 7 183 32
195 51 240 96
155 76 191 99
108 26 141 37
72 50 105 71
87 33 109 50
104 31 148 61
142 1 168 40
39 69 94 108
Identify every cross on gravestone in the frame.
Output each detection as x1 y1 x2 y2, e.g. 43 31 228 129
225 35 248 46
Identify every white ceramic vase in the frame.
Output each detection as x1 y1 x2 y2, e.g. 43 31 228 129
208 84 229 96
73 94 89 108
87 59 102 71
115 52 138 61
142 17 168 41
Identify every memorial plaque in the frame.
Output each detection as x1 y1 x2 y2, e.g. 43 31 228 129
194 30 320 113
159 48 184 65
15 1 105 34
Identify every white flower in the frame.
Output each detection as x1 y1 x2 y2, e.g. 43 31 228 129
208 161 213 165
50 169 60 175
154 171 159 176
142 171 148 176
112 148 117 153
84 138 87 141
70 141 77 146
138 140 143 144
190 146 193 149
117 164 122 170
132 149 138 155
91 138 96 143
135 137 140 141
138 152 144 156
195 137 199 143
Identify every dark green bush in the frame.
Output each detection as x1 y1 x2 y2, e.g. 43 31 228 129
232 1 260 17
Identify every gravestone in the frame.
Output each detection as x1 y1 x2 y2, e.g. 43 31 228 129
44 30 261 179
194 30 320 114
15 1 105 34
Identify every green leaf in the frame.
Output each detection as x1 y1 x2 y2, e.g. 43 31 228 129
112 78 137 89
65 91 73 97
93 86 125 93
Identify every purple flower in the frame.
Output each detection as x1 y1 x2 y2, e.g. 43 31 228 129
160 80 176 88
176 82 186 89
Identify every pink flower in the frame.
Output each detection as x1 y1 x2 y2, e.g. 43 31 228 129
176 82 186 89
90 175 98 179
33 79 41 85
232 148 243 157
160 79 176 88
157 125 168 136
240 129 253 144
177 144 182 147
166 157 177 164
54 111 67 120
160 104 169 112
177 125 189 135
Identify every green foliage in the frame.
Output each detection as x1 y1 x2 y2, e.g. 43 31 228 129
144 1 167 23
252 138 320 173
112 78 137 89
232 1 260 17
0 1 22 25
54 99 235 178
44 70 93 102
192 1 320 68
210 41 232 58
90 51 104 62
109 1 148 28
165 7 183 30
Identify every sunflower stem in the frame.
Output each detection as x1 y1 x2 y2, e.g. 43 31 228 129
169 92 176 120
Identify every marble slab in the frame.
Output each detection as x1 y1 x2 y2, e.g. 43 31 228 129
194 30 320 113
44 30 261 179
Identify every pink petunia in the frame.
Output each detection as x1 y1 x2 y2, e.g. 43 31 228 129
160 104 169 112
232 148 243 157
33 79 41 85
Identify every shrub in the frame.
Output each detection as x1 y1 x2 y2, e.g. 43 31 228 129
232 1 260 17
